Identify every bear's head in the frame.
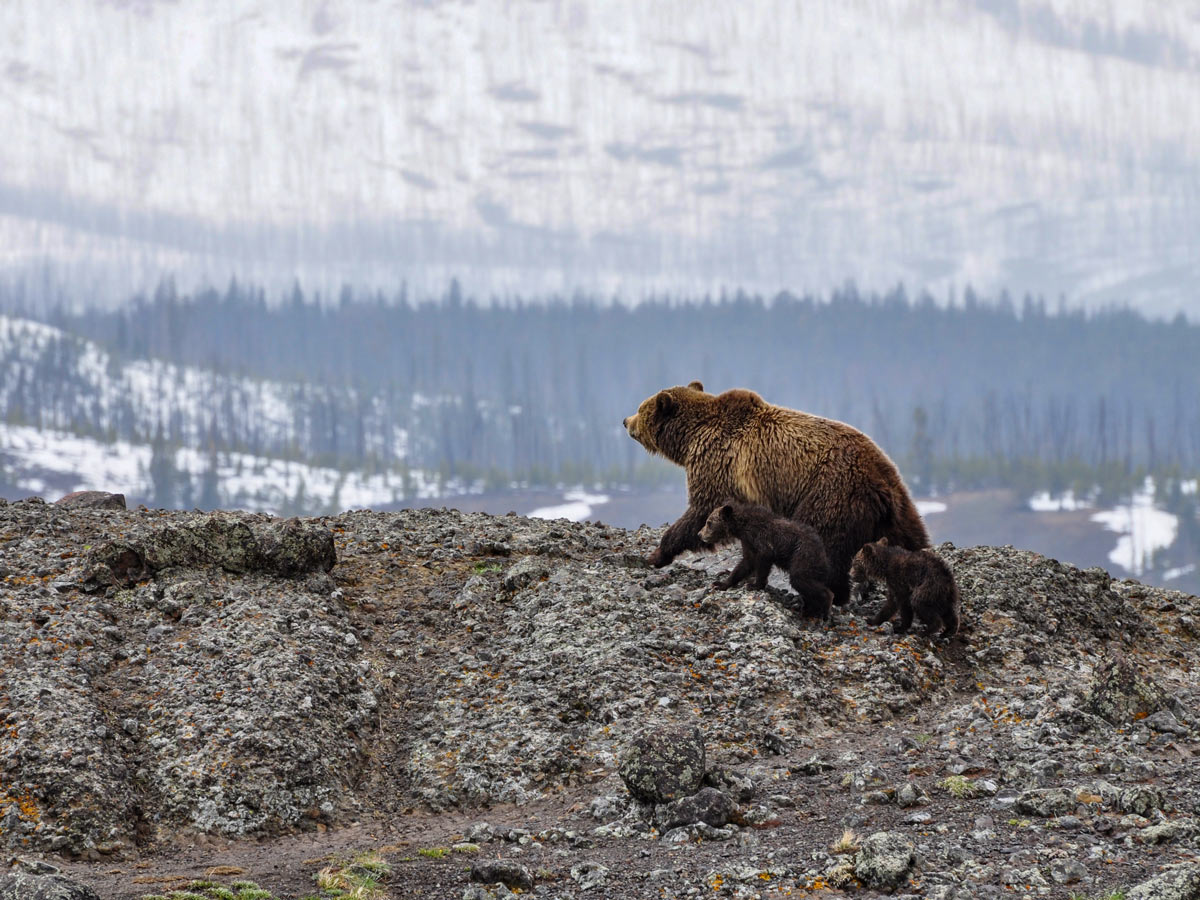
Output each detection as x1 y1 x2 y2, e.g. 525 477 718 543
698 501 737 546
623 381 707 462
849 536 889 582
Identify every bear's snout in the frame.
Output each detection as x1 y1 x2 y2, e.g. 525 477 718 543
622 416 629 429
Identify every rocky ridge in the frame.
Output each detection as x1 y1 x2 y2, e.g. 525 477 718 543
1 498 1199 898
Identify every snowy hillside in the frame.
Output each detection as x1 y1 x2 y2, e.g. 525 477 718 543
2 0 1199 311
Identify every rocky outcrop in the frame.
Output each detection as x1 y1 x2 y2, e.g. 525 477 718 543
54 492 126 511
2 500 1200 900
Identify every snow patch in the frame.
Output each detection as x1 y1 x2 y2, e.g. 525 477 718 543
1090 481 1178 576
1028 491 1091 512
916 500 947 516
528 490 610 522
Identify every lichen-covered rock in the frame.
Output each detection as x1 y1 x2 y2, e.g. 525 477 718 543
854 831 917 891
1015 788 1075 818
54 491 126 510
469 860 534 891
619 725 706 804
656 786 736 829
0 872 101 900
1126 862 1200 900
1086 657 1172 726
84 512 335 585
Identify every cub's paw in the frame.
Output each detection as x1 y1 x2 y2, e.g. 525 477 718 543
712 574 733 590
647 547 670 568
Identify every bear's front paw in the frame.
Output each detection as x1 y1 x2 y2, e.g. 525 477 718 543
647 547 670 568
712 574 733 589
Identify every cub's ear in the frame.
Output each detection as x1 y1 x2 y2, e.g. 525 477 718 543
877 536 889 547
654 391 678 417
719 503 734 522
687 380 705 392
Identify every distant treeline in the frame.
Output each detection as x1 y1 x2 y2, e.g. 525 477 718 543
14 279 1200 504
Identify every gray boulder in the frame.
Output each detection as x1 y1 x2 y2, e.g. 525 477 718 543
1085 656 1171 726
1126 862 1200 900
854 831 917 891
55 491 126 510
469 860 534 891
618 725 706 804
85 513 336 585
658 786 736 829
0 873 101 900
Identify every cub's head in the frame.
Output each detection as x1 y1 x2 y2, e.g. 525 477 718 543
698 501 737 546
849 537 889 582
623 381 707 462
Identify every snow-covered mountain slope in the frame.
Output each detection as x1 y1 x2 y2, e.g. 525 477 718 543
2 1 1199 311
0 421 457 514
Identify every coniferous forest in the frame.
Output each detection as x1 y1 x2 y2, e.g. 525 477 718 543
0 279 1193 520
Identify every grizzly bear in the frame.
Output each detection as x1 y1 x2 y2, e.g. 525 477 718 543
623 381 929 605
849 537 960 638
698 500 835 618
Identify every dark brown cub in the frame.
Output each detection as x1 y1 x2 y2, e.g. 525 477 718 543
699 500 835 618
850 537 961 638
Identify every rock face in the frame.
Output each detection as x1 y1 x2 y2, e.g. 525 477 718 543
2 501 1200 900
84 512 336 586
0 501 373 854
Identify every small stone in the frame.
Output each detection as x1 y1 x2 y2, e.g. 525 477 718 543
1049 859 1087 884
570 862 609 891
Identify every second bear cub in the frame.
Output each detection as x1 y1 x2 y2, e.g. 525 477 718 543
698 500 835 617
850 537 961 638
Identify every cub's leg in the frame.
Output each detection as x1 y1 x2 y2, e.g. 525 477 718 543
751 554 774 589
791 575 834 619
715 544 756 589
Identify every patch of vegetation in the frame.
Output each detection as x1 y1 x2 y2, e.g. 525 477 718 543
1069 892 1125 900
939 774 978 799
417 846 451 859
830 828 860 854
314 850 392 899
142 882 276 900
472 561 503 574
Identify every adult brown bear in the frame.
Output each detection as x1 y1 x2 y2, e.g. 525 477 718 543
623 381 929 605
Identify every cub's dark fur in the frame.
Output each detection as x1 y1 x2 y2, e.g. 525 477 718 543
699 500 835 618
850 537 961 638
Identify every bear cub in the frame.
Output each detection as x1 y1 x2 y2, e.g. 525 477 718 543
850 537 961 638
698 500 835 618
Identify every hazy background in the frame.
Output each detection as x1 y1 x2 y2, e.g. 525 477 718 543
1 0 1197 591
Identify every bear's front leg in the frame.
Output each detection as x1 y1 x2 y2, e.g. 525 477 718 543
649 504 712 568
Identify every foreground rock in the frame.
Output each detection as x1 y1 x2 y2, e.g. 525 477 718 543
2 502 1200 900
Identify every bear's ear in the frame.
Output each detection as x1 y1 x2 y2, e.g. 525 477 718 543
719 503 734 522
877 536 889 547
687 380 705 392
654 391 678 417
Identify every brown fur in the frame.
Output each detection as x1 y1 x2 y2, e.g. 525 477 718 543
850 537 961 638
699 500 835 618
623 382 930 605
